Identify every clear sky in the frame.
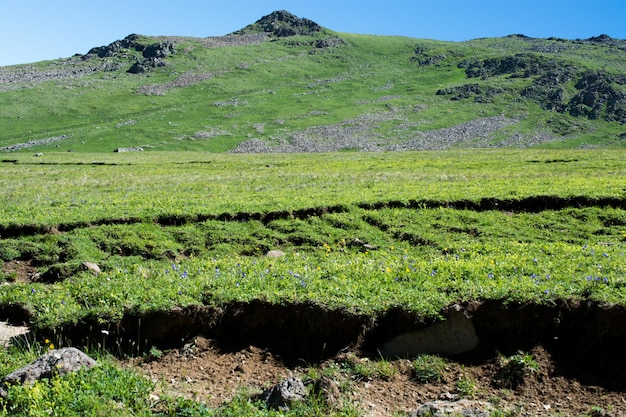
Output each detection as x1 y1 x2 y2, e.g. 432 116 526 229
1 0 625 66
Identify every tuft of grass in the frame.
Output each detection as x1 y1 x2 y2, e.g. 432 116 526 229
493 350 539 389
411 354 448 384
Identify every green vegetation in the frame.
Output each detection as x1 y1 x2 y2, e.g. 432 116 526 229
0 148 624 414
1 22 625 152
0 150 624 330
411 355 448 384
493 351 539 389
1 12 625 415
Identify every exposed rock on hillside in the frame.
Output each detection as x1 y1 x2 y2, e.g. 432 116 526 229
232 10 323 37
83 34 176 74
443 53 626 124
85 34 141 58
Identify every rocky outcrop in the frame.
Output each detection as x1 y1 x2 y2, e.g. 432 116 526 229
444 53 626 124
85 34 141 58
0 135 69 152
83 34 175 74
127 41 176 74
232 10 323 37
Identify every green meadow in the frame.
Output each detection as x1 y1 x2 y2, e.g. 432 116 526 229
0 149 625 415
1 11 626 415
1 149 625 326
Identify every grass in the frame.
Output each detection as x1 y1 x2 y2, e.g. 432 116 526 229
2 31 625 152
0 150 625 331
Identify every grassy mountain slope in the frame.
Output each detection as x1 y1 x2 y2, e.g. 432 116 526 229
1 11 625 153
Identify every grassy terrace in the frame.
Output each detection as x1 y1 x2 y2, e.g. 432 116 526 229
1 149 625 331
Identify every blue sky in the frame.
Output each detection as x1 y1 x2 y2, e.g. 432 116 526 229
1 1 625 66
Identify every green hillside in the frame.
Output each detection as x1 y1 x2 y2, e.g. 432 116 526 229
1 10 625 153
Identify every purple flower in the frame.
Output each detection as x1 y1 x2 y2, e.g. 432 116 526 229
488 273 494 279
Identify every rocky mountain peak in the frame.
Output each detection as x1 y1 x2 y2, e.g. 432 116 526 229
232 10 323 37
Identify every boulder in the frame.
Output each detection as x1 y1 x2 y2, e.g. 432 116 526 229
114 147 144 152
255 376 307 410
0 347 97 398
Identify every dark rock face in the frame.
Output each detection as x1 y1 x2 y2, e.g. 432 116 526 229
232 10 323 37
447 53 626 124
127 57 166 74
85 34 141 58
142 42 175 59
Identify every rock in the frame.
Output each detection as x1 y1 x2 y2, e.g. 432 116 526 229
0 347 96 398
266 250 286 258
232 10 323 37
348 238 377 251
85 34 140 58
142 42 175 59
256 376 307 410
81 262 101 274
127 58 166 74
381 310 479 357
412 399 491 417
114 147 144 152
313 376 341 409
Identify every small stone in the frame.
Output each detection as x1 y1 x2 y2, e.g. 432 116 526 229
82 262 101 274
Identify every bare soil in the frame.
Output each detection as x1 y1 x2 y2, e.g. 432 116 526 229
131 338 626 416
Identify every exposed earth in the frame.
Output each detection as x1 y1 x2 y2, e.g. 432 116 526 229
130 338 626 416
2 313 625 416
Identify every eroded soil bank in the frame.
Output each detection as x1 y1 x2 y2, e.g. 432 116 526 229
36 299 626 391
3 299 626 415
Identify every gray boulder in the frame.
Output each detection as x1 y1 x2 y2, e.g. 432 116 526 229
0 347 97 398
256 376 307 410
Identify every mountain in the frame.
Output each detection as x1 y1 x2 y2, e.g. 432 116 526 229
1 11 625 152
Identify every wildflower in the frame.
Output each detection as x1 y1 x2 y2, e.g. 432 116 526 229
488 273 495 279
